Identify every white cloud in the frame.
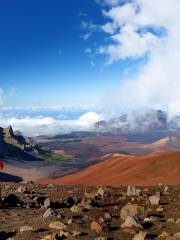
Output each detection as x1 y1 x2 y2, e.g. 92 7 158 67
99 24 161 63
84 48 92 55
0 112 102 136
82 32 92 41
96 0 180 116
96 0 122 6
101 22 117 34
81 21 98 40
1 104 96 112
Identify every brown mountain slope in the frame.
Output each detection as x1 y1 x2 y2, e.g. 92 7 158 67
144 136 180 150
39 150 180 186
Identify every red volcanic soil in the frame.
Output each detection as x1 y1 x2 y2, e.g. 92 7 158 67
39 150 180 186
82 135 144 148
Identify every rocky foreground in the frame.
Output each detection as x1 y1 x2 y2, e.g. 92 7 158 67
0 183 180 240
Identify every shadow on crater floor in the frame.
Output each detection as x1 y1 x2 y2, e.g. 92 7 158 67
0 172 22 183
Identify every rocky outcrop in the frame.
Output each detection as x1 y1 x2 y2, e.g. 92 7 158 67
0 125 47 161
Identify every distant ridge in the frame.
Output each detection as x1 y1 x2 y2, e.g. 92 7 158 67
145 136 180 150
95 109 180 133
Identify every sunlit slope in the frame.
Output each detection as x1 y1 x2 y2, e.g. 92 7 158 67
40 150 180 186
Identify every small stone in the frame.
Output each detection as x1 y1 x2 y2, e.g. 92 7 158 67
133 231 147 240
41 234 59 240
143 217 152 222
127 185 141 196
78 198 91 210
176 218 180 226
90 221 103 233
98 216 105 224
59 230 69 237
159 231 171 238
174 232 180 239
16 186 27 193
167 218 175 223
43 208 61 218
121 216 142 229
164 186 169 192
156 206 164 212
44 198 51 208
49 221 66 230
149 194 160 205
84 188 96 199
71 231 81 236
83 214 92 221
96 187 105 197
20 225 33 232
144 216 159 222
67 218 73 225
104 212 111 220
70 205 81 213
123 228 137 235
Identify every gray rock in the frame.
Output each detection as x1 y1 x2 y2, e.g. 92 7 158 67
96 187 105 197
43 208 61 219
16 186 27 193
174 232 180 239
120 204 145 221
149 193 160 205
121 216 142 229
127 185 141 196
44 198 51 208
132 231 147 240
20 225 33 232
49 221 66 230
104 212 111 220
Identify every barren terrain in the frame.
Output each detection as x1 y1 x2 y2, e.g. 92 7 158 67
0 183 180 240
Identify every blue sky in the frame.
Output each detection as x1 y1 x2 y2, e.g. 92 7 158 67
0 0 178 136
0 0 141 109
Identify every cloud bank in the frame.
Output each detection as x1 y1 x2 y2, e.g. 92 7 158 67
0 112 102 136
96 0 180 117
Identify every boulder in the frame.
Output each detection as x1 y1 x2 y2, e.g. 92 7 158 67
127 186 141 196
133 231 147 240
43 208 61 218
20 225 33 232
120 204 145 221
90 221 103 233
149 193 160 205
121 216 142 229
174 232 180 239
70 205 81 213
49 221 66 230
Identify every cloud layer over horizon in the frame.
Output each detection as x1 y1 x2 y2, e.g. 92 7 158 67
0 111 102 136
